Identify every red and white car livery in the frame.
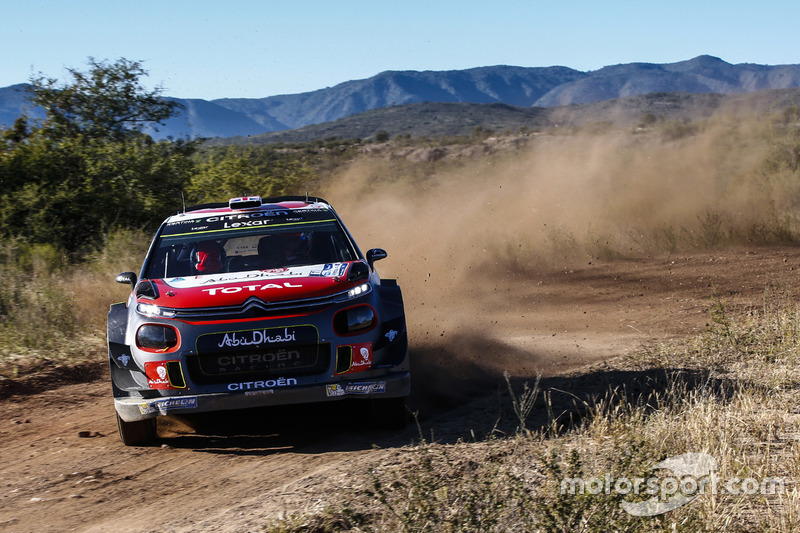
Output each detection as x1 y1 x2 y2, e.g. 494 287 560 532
108 196 409 445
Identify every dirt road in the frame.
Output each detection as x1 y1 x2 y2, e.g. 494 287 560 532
2 247 798 532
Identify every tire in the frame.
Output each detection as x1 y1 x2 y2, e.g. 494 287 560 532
368 397 408 429
116 413 158 446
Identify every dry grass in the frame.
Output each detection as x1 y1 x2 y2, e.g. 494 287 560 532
0 230 148 377
263 287 800 532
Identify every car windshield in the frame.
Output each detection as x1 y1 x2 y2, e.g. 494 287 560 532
143 218 358 279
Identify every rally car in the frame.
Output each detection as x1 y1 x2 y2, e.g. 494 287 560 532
107 195 409 445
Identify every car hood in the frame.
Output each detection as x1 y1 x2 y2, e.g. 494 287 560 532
140 262 364 309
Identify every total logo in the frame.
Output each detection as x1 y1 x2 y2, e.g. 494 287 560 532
202 282 302 296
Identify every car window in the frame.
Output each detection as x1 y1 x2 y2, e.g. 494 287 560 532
143 220 358 279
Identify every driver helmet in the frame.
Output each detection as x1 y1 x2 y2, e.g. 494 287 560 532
194 240 223 273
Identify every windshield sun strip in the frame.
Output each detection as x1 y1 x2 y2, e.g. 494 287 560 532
161 218 338 239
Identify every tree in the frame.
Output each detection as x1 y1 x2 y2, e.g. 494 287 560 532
187 145 315 204
28 57 181 142
0 58 197 255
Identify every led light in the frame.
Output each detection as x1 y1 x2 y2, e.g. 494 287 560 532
136 303 176 318
346 283 371 299
137 303 160 316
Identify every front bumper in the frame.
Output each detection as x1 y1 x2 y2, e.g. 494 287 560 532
115 370 410 422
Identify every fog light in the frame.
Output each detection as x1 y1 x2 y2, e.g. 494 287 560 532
333 305 376 335
137 324 179 352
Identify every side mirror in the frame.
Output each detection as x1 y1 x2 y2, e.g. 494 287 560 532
366 248 388 268
115 271 137 289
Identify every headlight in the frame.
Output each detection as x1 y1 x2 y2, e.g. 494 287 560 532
346 283 371 299
334 305 376 335
332 283 372 303
136 303 176 318
137 324 179 352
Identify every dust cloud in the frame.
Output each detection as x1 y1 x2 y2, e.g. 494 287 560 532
321 121 777 411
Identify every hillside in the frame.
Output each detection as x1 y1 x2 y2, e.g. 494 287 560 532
212 64 585 130
3 56 800 141
214 88 800 145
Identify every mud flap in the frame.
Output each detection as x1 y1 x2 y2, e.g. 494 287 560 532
375 279 409 367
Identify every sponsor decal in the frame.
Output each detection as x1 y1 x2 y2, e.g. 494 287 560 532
163 264 337 289
385 330 399 342
197 325 317 353
222 219 278 229
310 263 348 278
325 381 386 397
217 327 296 348
165 218 203 227
195 270 301 285
206 211 290 223
138 396 198 415
196 326 321 375
118 353 131 366
166 271 283 287
354 344 372 368
262 268 289 275
144 361 184 390
337 343 373 375
227 377 298 391
201 281 302 295
198 346 320 375
216 350 302 367
161 210 335 237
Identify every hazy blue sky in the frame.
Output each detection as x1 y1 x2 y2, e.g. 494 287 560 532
3 0 799 100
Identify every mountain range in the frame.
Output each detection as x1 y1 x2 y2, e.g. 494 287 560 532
2 55 800 141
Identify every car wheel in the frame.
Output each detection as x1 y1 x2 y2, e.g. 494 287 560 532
368 397 408 429
116 413 158 446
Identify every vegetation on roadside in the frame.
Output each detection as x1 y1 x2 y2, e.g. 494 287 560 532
263 286 800 532
0 58 318 258
0 230 150 377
